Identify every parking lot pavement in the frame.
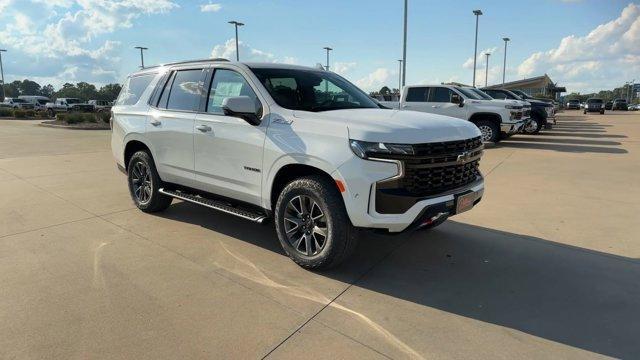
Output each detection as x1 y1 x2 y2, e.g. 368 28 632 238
1 112 639 359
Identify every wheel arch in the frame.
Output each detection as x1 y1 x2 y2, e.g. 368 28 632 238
123 138 154 173
469 112 502 126
268 162 342 212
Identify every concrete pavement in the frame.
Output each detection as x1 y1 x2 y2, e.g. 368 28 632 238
1 112 639 359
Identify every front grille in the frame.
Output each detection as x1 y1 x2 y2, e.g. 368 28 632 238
514 112 522 120
524 109 531 117
377 136 483 197
403 160 480 196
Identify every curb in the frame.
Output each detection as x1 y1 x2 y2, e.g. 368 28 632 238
38 122 110 130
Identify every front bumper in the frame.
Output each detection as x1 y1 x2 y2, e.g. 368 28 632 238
334 156 485 233
501 120 526 134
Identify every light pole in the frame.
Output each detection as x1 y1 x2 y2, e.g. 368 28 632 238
485 53 490 87
323 47 332 71
401 0 408 87
472 9 483 87
134 46 147 69
627 80 635 102
228 21 244 61
502 37 510 85
0 49 6 101
398 59 403 96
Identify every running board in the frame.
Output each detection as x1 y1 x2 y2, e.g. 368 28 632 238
159 188 268 223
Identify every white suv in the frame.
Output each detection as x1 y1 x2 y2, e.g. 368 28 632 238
111 60 485 269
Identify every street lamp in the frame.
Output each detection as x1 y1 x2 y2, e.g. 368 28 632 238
228 21 244 61
502 37 510 85
401 0 408 87
485 53 490 87
472 9 483 87
0 49 6 101
134 46 147 69
323 47 332 71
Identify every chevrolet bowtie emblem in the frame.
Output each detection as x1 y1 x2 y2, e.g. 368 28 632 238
456 151 472 164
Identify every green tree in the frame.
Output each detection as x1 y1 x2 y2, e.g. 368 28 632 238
17 79 42 95
379 86 391 95
41 84 55 98
97 83 122 101
54 83 81 100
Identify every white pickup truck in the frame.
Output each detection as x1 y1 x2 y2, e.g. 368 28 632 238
381 85 527 142
45 98 95 117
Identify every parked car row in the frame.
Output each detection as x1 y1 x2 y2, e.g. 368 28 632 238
0 96 113 117
378 85 555 142
565 98 632 112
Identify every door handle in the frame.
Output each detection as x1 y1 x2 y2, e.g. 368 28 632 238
196 125 212 132
150 119 161 126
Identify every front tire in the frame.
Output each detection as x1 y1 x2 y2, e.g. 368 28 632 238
48 109 55 118
524 115 543 134
476 120 500 143
274 175 358 270
127 151 172 213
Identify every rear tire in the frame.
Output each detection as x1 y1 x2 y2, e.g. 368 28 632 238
274 175 358 270
524 115 543 134
476 120 500 143
47 109 55 118
127 150 172 213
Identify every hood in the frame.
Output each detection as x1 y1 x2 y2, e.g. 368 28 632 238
293 108 480 144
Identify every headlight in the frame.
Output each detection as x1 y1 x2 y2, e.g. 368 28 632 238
349 139 414 159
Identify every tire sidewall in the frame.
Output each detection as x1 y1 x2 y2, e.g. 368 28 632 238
476 120 499 143
274 178 346 268
127 151 166 212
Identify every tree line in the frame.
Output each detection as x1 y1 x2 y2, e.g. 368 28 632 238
1 79 122 102
563 83 637 103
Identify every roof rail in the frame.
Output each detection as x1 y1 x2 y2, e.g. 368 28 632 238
138 58 230 71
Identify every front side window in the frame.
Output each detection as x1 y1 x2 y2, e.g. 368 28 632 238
430 87 454 102
251 67 378 112
454 87 482 100
405 87 428 102
207 69 260 114
165 69 204 111
485 90 507 100
116 74 154 106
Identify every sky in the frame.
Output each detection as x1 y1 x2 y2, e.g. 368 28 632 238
0 0 637 94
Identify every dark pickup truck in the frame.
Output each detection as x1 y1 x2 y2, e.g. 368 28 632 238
612 99 628 111
482 88 554 134
584 98 605 114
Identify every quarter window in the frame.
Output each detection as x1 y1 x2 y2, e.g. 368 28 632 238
116 74 155 106
206 69 260 115
405 87 428 102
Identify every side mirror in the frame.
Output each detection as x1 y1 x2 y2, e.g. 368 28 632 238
452 94 464 107
221 96 261 125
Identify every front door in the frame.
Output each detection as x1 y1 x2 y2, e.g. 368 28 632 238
427 87 467 120
193 68 266 206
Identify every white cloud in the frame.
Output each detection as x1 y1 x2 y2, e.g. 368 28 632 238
210 38 296 64
462 47 498 70
516 3 640 92
355 68 394 92
0 0 12 12
332 61 357 75
200 2 222 12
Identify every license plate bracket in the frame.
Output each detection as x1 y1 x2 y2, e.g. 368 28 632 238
456 192 476 214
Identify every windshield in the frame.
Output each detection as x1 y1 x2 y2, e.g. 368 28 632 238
37 99 48 104
587 99 603 103
468 88 494 100
568 100 580 103
454 87 482 100
250 67 378 112
66 99 81 104
13 99 27 103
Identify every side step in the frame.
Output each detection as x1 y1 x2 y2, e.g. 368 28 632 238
159 188 268 223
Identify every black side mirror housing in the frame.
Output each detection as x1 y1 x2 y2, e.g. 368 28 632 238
221 96 261 126
452 94 464 107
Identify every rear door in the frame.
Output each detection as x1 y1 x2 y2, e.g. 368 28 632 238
193 67 267 206
401 86 430 112
146 67 206 187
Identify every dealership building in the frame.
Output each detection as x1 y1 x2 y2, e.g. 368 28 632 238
484 74 566 99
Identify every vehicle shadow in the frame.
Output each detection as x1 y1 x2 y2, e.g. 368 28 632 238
152 204 640 359
503 136 622 146
541 132 627 139
496 141 627 154
359 221 640 359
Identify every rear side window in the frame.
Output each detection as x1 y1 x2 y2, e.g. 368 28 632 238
161 69 204 111
405 87 428 102
430 87 454 102
116 74 154 106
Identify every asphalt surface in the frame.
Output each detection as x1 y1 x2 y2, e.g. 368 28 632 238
1 111 639 359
